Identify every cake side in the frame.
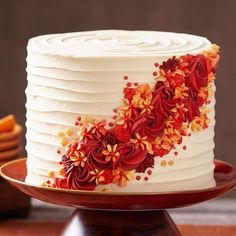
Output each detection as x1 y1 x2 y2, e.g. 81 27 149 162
25 30 219 192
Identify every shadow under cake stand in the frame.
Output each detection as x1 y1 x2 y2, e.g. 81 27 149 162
0 158 236 236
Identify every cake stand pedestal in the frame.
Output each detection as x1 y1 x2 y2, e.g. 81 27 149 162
63 209 180 236
1 158 236 236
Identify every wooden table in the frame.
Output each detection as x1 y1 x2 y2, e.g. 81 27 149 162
0 221 235 236
0 199 236 236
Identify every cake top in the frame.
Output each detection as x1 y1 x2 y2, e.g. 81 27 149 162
27 30 211 58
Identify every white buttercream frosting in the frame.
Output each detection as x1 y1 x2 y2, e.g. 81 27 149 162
25 30 216 192
27 30 211 57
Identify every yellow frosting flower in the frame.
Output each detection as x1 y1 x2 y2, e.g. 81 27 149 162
190 113 209 132
198 87 208 100
131 84 153 109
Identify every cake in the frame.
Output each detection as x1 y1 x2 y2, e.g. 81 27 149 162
25 30 220 192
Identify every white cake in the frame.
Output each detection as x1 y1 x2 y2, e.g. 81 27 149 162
25 30 220 192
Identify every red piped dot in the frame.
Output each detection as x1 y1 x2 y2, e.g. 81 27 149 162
144 177 149 181
147 170 152 176
57 150 61 154
108 122 114 127
113 108 117 113
136 175 141 181
59 161 63 165
123 75 128 80
127 82 132 87
183 146 187 150
79 122 83 126
153 71 158 76
134 82 139 86
75 121 79 126
188 133 191 137
77 116 81 121
174 151 178 156
154 63 159 67
46 180 51 184
112 115 117 120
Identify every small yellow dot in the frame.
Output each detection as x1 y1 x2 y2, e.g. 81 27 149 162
161 160 167 167
48 171 55 178
40 182 47 187
57 131 65 138
102 188 111 192
66 128 74 137
168 160 174 166
70 155 77 162
59 168 65 176
60 137 68 147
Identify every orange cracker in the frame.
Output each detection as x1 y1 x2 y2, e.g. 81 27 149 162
0 138 21 151
0 114 16 133
0 146 22 161
0 124 22 142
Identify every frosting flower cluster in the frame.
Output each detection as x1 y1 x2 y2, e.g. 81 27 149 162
47 44 220 191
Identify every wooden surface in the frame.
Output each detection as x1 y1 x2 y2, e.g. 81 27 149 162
0 221 235 236
0 199 235 236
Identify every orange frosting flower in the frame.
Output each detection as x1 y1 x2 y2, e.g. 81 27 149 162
131 84 153 109
102 144 120 162
112 169 133 187
190 113 209 131
130 133 153 154
174 84 189 99
90 169 105 185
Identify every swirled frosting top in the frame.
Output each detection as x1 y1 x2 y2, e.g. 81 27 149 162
27 30 211 58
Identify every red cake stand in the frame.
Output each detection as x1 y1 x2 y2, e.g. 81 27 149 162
1 158 236 236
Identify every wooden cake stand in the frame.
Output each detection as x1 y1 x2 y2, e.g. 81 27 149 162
0 158 236 236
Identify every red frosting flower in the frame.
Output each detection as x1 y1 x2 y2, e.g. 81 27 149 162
114 142 147 170
83 139 111 170
124 87 136 102
185 54 208 91
152 82 175 117
168 74 185 88
132 112 165 141
61 155 96 190
100 169 114 184
159 56 179 72
170 116 184 130
54 177 69 189
185 89 202 121
104 130 118 145
113 125 131 142
67 164 96 190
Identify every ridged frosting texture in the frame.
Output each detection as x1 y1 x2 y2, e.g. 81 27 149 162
25 30 215 191
27 30 211 57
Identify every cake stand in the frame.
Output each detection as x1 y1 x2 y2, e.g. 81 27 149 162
1 158 236 236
